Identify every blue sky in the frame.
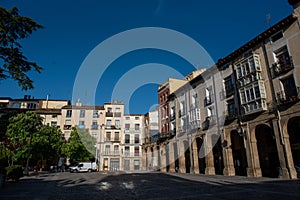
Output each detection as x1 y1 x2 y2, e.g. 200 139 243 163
0 0 294 114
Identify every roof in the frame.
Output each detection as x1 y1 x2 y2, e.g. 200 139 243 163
62 105 104 110
216 14 298 67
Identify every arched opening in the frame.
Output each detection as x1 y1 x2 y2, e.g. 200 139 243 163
196 137 206 174
212 134 224 175
230 130 247 176
287 117 300 167
255 124 280 178
184 140 191 173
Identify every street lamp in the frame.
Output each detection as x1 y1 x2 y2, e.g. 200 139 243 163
237 123 246 139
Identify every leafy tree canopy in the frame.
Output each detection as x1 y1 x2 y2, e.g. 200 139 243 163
0 6 43 90
62 127 94 165
4 111 43 166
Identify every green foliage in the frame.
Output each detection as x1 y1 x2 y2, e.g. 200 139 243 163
62 127 94 164
31 125 63 166
3 111 43 166
0 6 43 90
5 165 23 181
77 128 96 157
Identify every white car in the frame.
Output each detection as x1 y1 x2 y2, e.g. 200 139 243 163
69 162 97 173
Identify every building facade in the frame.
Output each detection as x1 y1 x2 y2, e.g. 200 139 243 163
123 114 144 171
143 1 300 179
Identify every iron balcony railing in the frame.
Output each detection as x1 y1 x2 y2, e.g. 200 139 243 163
272 56 294 78
276 87 300 105
204 96 214 107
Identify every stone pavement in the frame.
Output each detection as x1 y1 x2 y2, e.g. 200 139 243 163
0 171 299 200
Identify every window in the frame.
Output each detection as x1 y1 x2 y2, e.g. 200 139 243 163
125 123 130 130
134 147 139 156
135 124 140 130
227 101 235 116
135 116 140 120
92 133 97 139
51 121 57 127
125 117 130 120
52 114 57 118
106 132 111 141
134 134 139 144
91 121 98 130
114 145 119 154
115 120 120 128
114 132 119 141
271 31 283 43
105 145 110 154
125 134 130 144
107 107 112 112
134 160 140 170
93 110 99 118
79 109 85 118
78 121 85 129
106 119 112 128
115 107 121 112
27 103 37 109
66 110 72 118
124 146 130 156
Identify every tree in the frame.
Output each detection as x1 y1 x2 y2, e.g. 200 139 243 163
31 125 64 169
0 6 43 90
4 112 42 169
62 127 94 165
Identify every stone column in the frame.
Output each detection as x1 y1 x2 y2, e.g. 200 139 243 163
192 139 199 174
160 144 167 172
245 128 262 177
178 140 186 173
277 118 297 179
204 135 215 175
168 142 176 172
223 130 235 176
272 119 289 178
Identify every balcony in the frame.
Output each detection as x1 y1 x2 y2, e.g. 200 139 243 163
179 110 185 117
150 133 159 143
63 125 72 130
91 125 99 130
202 116 217 131
204 96 214 107
169 129 176 137
170 114 175 121
114 112 122 117
276 87 300 106
272 57 294 78
225 110 237 123
103 151 120 156
106 112 113 117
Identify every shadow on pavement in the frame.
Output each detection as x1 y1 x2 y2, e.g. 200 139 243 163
0 172 299 200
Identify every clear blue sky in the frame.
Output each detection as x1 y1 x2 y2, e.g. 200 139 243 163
0 0 294 114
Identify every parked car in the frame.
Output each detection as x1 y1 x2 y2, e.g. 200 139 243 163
69 162 97 173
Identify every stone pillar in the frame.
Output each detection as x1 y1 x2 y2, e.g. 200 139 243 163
192 139 200 174
204 135 215 175
152 146 159 171
168 142 176 172
283 136 298 179
278 118 297 179
179 140 186 173
160 144 167 172
245 129 262 177
272 119 289 178
223 131 235 176
223 148 235 176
